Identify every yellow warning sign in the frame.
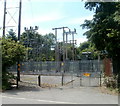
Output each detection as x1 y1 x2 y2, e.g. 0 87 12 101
61 62 64 66
83 73 90 77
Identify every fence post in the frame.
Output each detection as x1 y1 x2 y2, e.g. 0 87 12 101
80 74 82 86
71 74 73 88
62 73 64 86
38 75 41 87
89 74 91 87
100 72 102 87
16 77 18 89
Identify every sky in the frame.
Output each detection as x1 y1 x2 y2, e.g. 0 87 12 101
0 0 94 46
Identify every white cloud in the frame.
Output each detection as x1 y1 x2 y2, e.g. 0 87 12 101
22 11 66 27
20 0 83 3
3 0 82 3
21 11 66 34
65 15 93 25
21 26 53 35
37 28 54 35
76 37 88 46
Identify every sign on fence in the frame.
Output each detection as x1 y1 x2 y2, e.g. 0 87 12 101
83 73 91 77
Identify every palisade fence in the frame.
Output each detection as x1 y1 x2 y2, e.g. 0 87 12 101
7 60 104 87
8 60 103 74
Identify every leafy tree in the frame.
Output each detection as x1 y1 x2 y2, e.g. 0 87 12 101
81 2 120 74
2 38 26 90
21 31 44 61
6 29 17 42
78 41 99 60
20 31 56 61
79 41 90 51
42 33 56 61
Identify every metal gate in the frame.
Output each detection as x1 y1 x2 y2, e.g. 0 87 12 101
8 60 103 87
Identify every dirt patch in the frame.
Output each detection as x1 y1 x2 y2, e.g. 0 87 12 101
97 86 118 96
41 83 58 88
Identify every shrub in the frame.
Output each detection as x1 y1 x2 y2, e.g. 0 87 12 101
2 72 16 90
103 74 118 89
2 38 26 90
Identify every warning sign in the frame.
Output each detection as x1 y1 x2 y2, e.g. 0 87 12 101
61 62 64 66
83 73 91 77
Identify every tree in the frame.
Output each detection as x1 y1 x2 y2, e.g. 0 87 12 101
20 31 56 61
42 33 56 61
6 29 17 42
21 31 44 61
2 38 26 90
81 2 120 74
78 41 99 60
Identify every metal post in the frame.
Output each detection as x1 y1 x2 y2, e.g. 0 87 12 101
52 27 68 73
80 75 82 86
65 32 68 60
98 52 101 87
55 29 59 72
72 32 74 61
62 73 64 86
16 77 18 89
55 29 58 59
38 75 41 87
100 73 101 87
3 0 7 37
71 74 73 88
63 28 65 63
89 74 91 87
52 28 59 72
71 29 77 61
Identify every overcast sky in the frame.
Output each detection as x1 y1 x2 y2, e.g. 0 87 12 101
0 0 94 46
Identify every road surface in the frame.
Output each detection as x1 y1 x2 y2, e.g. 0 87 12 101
2 86 118 104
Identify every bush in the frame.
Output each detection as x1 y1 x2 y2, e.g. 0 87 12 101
103 74 118 89
2 38 26 90
118 72 120 94
2 72 16 90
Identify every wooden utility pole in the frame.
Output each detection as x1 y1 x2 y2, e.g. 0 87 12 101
3 0 7 37
17 0 22 81
18 0 22 41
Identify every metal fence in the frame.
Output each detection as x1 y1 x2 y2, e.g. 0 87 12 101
8 60 103 74
8 60 103 87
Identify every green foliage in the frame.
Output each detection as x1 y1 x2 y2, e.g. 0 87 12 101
42 33 56 61
20 31 56 61
118 72 120 93
81 2 120 74
6 29 17 42
2 38 26 69
103 75 118 89
78 41 99 59
2 71 16 90
79 41 90 51
2 38 26 90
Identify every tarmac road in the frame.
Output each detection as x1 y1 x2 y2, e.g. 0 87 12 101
2 86 118 104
